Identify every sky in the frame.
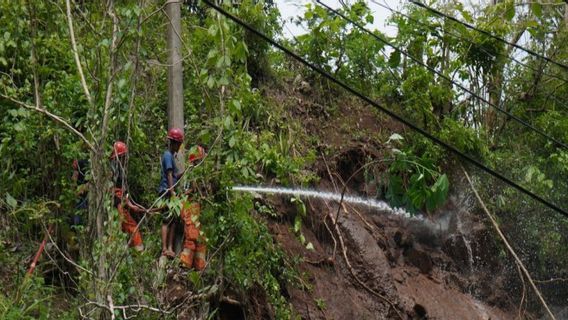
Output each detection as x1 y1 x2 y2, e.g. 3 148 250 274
276 0 401 38
275 0 489 39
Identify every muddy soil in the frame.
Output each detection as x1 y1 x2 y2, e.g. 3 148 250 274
247 79 523 319
265 184 517 320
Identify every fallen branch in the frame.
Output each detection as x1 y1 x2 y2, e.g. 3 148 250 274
107 295 116 320
534 277 568 284
462 167 556 320
43 222 95 276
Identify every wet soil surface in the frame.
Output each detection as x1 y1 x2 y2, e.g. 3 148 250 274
265 186 517 320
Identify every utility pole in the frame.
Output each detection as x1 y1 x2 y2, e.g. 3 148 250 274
165 0 185 169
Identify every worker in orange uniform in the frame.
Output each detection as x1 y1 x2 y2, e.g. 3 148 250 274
179 145 207 270
110 141 149 252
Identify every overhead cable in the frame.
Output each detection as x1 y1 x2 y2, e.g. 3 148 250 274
316 0 568 150
371 0 568 114
410 0 568 72
371 0 568 86
201 0 568 218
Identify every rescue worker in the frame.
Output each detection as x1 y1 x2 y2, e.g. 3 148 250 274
111 141 148 252
179 145 207 270
159 128 184 258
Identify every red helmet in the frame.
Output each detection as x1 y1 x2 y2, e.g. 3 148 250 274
188 145 205 163
111 141 128 159
167 128 184 143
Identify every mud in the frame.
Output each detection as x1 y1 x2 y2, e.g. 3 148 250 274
253 80 526 319
263 184 518 320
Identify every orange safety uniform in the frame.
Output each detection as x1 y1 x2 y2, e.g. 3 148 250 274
179 200 207 270
114 188 143 248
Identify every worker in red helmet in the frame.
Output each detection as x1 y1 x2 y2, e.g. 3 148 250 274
110 141 149 252
179 145 207 270
158 128 184 258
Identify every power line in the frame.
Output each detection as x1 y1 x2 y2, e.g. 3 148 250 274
371 0 568 114
316 0 568 150
201 0 568 218
372 0 568 87
410 0 568 72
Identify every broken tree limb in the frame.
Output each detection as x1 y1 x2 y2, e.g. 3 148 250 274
462 167 556 320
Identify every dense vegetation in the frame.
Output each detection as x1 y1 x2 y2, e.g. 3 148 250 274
1 0 567 318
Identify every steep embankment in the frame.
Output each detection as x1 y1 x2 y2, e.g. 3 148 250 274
255 78 519 319
265 189 514 319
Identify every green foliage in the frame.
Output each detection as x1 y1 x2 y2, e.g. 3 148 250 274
385 134 449 214
2 0 568 316
0 276 64 320
201 195 294 318
439 118 489 158
294 1 389 94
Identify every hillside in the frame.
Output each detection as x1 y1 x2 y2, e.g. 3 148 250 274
1 1 568 319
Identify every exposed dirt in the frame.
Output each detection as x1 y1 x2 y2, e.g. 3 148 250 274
257 78 522 319
264 179 517 320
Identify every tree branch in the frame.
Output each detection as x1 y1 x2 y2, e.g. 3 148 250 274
0 94 95 151
65 0 93 106
100 0 119 142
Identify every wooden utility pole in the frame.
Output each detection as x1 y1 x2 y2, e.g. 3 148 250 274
165 0 185 172
166 0 184 133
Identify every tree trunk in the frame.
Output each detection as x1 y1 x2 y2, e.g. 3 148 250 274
87 147 111 319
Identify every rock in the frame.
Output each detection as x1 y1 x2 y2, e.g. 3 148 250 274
405 247 433 274
442 234 473 272
394 229 414 250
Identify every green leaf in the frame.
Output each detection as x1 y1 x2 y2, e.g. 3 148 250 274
6 193 17 208
434 174 449 195
208 24 218 37
504 3 515 21
233 100 241 111
388 50 401 68
531 2 542 18
206 76 215 88
224 115 232 129
294 215 302 233
218 75 229 86
13 122 24 132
